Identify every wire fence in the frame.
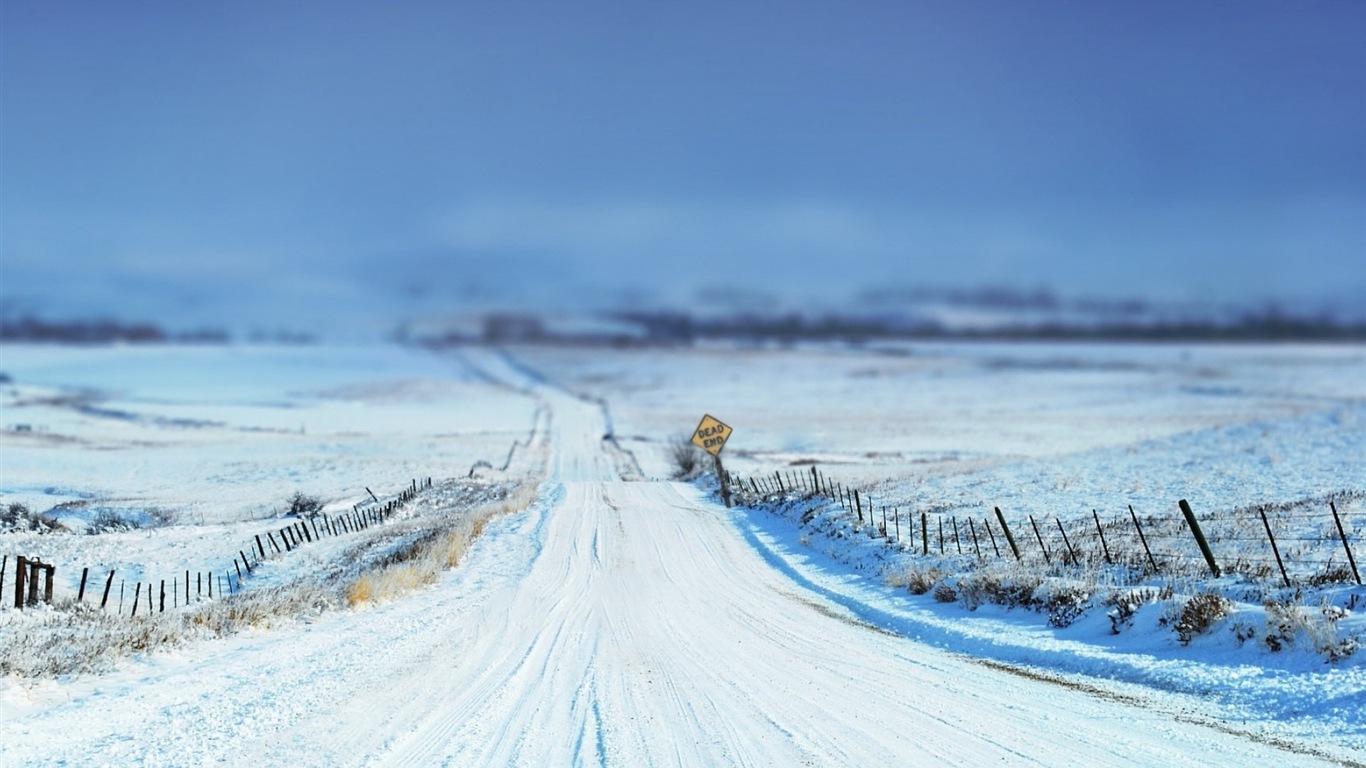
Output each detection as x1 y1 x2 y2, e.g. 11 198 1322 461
3 477 434 616
5 406 550 617
726 465 1364 588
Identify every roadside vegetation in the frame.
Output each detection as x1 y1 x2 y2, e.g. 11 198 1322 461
0 478 543 678
730 478 1364 662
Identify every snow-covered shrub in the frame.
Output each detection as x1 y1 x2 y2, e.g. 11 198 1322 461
1261 599 1358 660
146 507 178 527
1040 583 1092 628
0 502 66 534
1264 598 1306 652
0 603 183 677
956 569 1042 611
86 508 141 534
668 435 706 480
1175 592 1233 644
1105 586 1170 634
899 567 943 596
287 491 323 517
933 582 957 603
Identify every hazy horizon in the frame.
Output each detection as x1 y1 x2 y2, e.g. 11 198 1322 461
3 1 1363 335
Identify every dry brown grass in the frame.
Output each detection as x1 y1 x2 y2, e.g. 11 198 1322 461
344 481 538 607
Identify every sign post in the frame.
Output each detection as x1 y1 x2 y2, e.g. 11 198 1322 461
691 414 734 508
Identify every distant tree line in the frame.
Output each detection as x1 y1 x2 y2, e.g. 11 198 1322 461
613 309 1366 344
1 315 230 344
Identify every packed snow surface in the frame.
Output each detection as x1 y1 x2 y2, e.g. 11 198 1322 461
1 342 1363 765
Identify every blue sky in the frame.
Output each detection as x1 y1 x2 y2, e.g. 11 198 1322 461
2 1 1363 328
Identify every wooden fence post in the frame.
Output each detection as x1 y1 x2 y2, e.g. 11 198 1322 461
994 507 1021 561
14 556 27 610
240 551 253 574
1178 499 1220 577
26 560 40 606
967 518 982 558
854 490 863 523
0 555 6 603
952 517 962 554
78 567 90 603
43 564 54 604
160 580 166 613
1330 501 1361 585
715 455 731 508
1259 508 1290 588
256 535 266 559
132 582 141 617
101 570 115 610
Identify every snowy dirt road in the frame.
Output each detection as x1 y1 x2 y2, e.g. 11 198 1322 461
2 370 1353 766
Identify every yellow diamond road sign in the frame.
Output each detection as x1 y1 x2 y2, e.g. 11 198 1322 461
691 414 732 456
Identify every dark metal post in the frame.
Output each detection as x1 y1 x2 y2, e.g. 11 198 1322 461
1259 508 1290 588
1029 515 1051 565
1330 501 1361 585
1130 505 1159 573
1093 510 1112 565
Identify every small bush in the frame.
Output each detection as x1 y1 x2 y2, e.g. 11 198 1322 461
1261 599 1357 659
933 583 958 603
1175 592 1233 644
1043 585 1091 628
146 507 178 527
0 502 66 534
1104 586 1170 635
86 508 140 535
668 435 706 480
885 566 940 595
905 569 941 595
288 491 323 517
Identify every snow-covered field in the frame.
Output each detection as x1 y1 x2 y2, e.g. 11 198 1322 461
2 340 1363 765
0 344 540 599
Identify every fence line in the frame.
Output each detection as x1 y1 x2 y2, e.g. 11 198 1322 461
727 466 1363 588
5 476 436 616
